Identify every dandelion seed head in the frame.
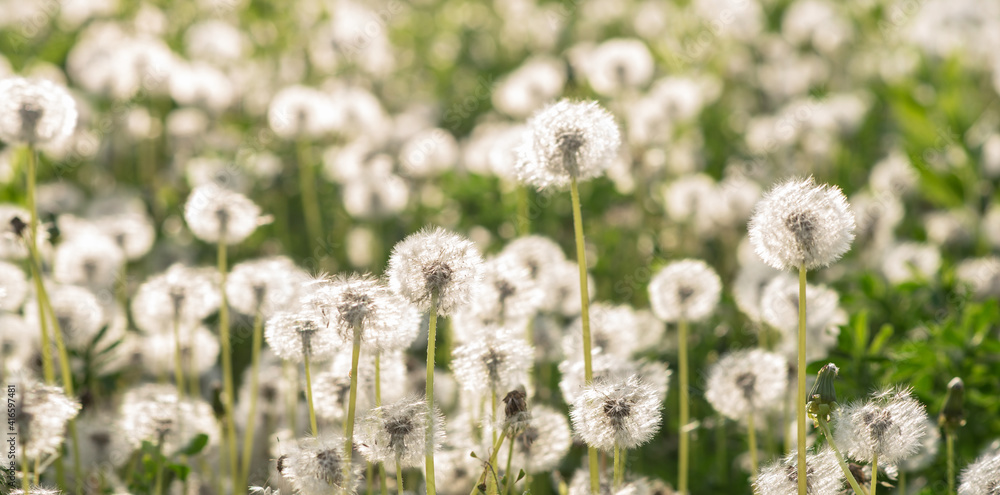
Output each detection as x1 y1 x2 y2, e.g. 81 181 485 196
748 177 855 271
184 183 264 245
268 85 339 139
897 415 940 473
570 374 662 451
451 330 533 395
302 274 419 349
544 259 596 316
131 264 220 334
25 283 105 350
880 242 941 284
955 256 1000 299
0 77 77 145
705 349 788 420
264 310 340 363
648 259 722 323
88 212 156 261
281 434 359 495
760 274 844 363
0 204 41 260
493 56 566 119
141 325 220 378
387 227 483 315
227 256 309 318
567 466 652 495
454 253 545 328
583 38 654 96
958 449 1000 495
0 261 28 311
9 374 80 461
496 405 571 474
753 448 842 495
515 99 621 189
119 384 216 453
357 396 445 467
563 303 641 359
52 230 125 288
833 385 929 464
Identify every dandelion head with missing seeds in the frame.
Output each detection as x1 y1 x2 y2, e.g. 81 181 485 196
515 99 621 189
0 77 77 146
184 183 266 245
570 374 662 451
748 177 855 271
387 227 483 315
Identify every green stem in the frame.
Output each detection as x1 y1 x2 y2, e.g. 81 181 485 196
21 457 30 494
153 440 164 495
172 316 185 399
367 463 374 495
748 410 758 480
946 430 955 495
487 430 508 495
570 177 599 495
504 433 515 495
303 351 319 436
376 352 389 495
425 293 440 495
516 185 530 236
296 140 323 253
396 457 405 495
217 239 239 491
240 310 264 486
817 415 868 495
871 452 878 495
899 471 906 495
344 322 363 484
491 391 498 447
613 445 622 490
797 263 808 495
679 318 690 494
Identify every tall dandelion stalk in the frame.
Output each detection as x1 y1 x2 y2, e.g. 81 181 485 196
388 228 483 494
513 99 620 493
938 377 964 495
748 177 855 495
807 364 868 495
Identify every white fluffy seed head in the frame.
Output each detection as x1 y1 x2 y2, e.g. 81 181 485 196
356 396 445 467
10 374 81 461
0 204 38 260
25 283 105 350
748 177 856 271
301 274 420 348
753 448 843 495
455 254 545 327
704 349 788 420
880 242 941 284
0 77 77 145
264 310 341 362
119 383 217 454
281 434 359 495
500 405 572 474
957 449 1000 495
563 303 641 359
833 385 929 465
226 256 309 318
451 329 534 396
648 259 722 322
570 374 662 451
183 183 264 244
0 260 28 311
515 99 621 189
52 230 125 288
387 227 484 315
131 264 220 334
760 274 844 363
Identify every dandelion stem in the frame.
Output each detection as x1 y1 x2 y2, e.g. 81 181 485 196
296 140 323 252
748 410 758 480
376 352 389 495
367 463 374 495
816 414 868 495
946 430 955 495
679 317 690 494
21 457 30 495
425 292 440 495
344 322 363 484
396 457 405 495
570 177 599 495
871 452 878 495
797 263 808 495
172 316 186 399
487 430 508 495
240 309 265 486
504 433 515 495
491 391 498 446
516 185 530 235
24 147 55 386
613 445 623 489
303 351 319 436
217 238 239 490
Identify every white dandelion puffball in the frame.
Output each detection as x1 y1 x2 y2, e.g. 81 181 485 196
753 448 842 495
958 449 1000 495
648 258 722 322
387 227 484 315
131 264 221 334
570 374 662 451
356 396 445 468
0 261 28 310
748 177 855 271
451 330 534 395
515 99 621 189
280 434 359 495
183 183 264 244
300 273 420 349
226 256 309 318
0 77 77 145
264 310 341 363
832 385 929 465
704 349 788 421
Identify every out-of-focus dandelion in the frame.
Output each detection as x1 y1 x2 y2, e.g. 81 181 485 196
753 448 842 495
357 396 445 492
648 258 720 494
279 434 359 495
957 449 1000 495
749 177 855 495
0 77 77 146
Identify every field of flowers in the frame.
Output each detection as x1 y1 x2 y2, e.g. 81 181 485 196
2 0 1000 494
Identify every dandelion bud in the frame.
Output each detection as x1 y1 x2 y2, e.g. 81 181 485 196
1 205 38 259
0 77 77 145
648 258 722 323
356 396 445 468
387 227 483 315
748 177 855 271
705 349 788 421
833 386 929 465
938 377 965 432
514 99 621 189
183 183 264 245
570 374 662 451
502 388 530 434
957 450 1000 495
807 363 839 422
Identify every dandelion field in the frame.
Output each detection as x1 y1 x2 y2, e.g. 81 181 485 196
1 0 1000 494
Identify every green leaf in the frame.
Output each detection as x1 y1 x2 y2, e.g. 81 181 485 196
516 469 525 482
176 433 209 456
168 463 191 481
869 324 894 355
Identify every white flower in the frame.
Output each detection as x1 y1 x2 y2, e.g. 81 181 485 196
748 177 855 271
957 449 1000 495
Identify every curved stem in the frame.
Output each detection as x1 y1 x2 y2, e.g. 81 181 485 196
797 263 808 495
240 310 264 486
344 322 363 484
679 318 690 494
570 177 599 495
748 410 758 480
217 239 238 490
816 415 868 495
303 351 319 436
425 293 440 495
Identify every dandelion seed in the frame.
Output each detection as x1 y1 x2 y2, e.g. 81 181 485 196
184 183 265 245
957 449 1000 495
570 375 662 452
748 177 855 271
515 99 621 189
753 448 842 495
356 396 446 468
705 349 788 420
648 259 722 323
833 386 929 465
0 77 77 145
387 227 484 315
280 434 359 495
